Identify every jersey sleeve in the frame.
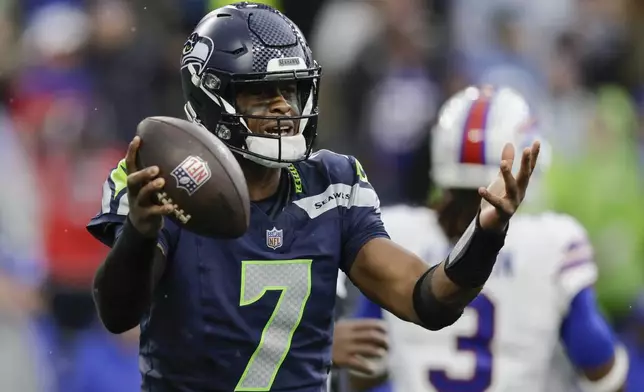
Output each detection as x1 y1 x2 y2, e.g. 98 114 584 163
86 159 129 247
554 216 598 311
86 158 177 255
339 155 389 273
353 293 384 319
559 287 617 369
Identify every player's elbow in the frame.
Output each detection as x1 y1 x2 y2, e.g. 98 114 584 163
579 345 629 392
92 277 142 334
93 291 140 334
94 293 140 334
91 250 154 334
418 311 463 331
100 316 138 335
413 266 465 331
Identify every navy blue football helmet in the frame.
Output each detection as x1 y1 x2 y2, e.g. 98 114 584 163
180 2 321 168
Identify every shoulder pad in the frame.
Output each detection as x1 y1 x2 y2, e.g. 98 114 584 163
506 212 595 276
510 212 590 247
304 149 368 187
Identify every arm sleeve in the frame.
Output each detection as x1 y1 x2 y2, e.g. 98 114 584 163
87 158 177 255
113 218 177 257
560 287 617 369
340 156 389 273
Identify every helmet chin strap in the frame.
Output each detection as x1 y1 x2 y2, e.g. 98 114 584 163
186 64 310 167
243 90 314 168
242 134 307 168
186 101 306 169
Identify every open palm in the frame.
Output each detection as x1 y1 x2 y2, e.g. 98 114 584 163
478 141 541 231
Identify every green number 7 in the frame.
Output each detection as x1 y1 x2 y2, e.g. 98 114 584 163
235 259 313 391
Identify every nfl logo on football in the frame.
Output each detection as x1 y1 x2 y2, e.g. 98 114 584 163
171 155 212 195
266 227 283 250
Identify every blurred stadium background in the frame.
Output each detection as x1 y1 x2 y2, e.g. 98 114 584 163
0 0 643 391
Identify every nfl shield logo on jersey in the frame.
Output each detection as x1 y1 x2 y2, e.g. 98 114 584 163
266 227 283 250
171 156 212 195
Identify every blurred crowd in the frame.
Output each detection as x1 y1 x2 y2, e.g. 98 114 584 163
0 0 643 391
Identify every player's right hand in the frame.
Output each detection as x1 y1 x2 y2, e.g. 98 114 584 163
125 136 174 237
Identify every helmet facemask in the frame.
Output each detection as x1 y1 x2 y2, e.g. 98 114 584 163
184 61 321 168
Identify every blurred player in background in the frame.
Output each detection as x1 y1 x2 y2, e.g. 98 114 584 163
331 272 389 392
351 86 628 392
86 3 540 391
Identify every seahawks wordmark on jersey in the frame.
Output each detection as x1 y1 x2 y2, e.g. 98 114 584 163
87 150 388 392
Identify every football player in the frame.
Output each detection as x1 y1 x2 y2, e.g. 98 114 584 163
86 3 540 391
350 86 628 392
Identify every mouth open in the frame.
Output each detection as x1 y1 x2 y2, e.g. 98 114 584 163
262 120 295 137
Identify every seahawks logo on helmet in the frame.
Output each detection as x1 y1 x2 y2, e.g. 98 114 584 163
181 33 214 74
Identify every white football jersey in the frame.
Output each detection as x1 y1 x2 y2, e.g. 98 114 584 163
380 205 597 392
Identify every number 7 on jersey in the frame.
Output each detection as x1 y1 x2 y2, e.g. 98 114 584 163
235 259 313 391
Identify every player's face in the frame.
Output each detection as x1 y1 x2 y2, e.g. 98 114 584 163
235 81 301 137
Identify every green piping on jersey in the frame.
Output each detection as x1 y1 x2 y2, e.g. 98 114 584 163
354 158 368 182
110 159 128 199
287 164 302 194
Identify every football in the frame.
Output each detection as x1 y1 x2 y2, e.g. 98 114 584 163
135 116 250 238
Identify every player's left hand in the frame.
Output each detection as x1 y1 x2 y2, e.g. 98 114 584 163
478 141 540 231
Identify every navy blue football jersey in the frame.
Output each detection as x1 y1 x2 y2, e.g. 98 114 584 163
87 150 389 392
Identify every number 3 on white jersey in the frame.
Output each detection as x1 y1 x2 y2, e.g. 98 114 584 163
428 294 496 392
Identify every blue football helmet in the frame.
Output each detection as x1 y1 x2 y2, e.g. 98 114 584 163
180 2 321 168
